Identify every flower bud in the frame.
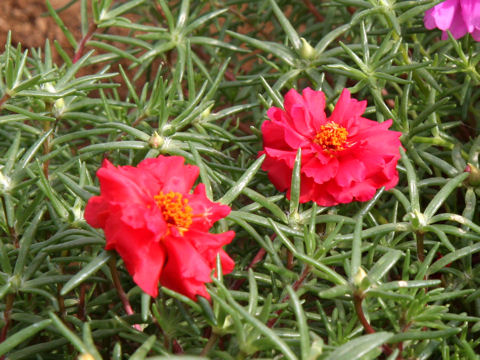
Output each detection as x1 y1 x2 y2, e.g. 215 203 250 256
78 354 95 360
404 210 427 231
299 38 316 60
149 131 164 149
465 163 480 187
0 170 11 193
353 266 369 291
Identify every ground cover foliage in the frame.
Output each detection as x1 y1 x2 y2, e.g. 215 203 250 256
1 0 480 358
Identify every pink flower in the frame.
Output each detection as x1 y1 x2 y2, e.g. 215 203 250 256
84 156 235 300
259 88 402 207
424 0 480 40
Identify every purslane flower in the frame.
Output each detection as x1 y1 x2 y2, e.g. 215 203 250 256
84 156 235 300
424 0 480 41
259 88 402 207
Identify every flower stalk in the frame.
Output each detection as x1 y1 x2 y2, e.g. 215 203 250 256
108 255 142 332
353 291 394 356
0 293 15 348
73 23 97 63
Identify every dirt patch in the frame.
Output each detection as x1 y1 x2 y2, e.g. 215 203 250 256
0 0 81 59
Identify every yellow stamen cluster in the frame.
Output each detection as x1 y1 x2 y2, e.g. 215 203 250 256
154 191 193 231
313 122 348 152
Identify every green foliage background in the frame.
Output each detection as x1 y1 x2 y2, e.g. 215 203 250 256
1 0 480 358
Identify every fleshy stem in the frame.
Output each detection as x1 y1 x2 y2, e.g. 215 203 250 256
302 0 324 22
0 93 10 108
0 293 15 352
416 231 425 262
230 247 267 291
353 291 394 356
108 255 142 331
267 265 311 328
1 196 18 248
73 22 97 63
200 333 218 357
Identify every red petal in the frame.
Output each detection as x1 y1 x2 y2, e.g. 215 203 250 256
160 237 212 300
335 157 366 187
104 213 166 297
84 196 110 228
329 89 367 131
96 160 151 204
137 155 199 194
302 87 327 131
188 184 231 231
302 156 339 184
186 229 235 272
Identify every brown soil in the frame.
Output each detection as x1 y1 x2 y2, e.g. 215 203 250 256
0 0 81 59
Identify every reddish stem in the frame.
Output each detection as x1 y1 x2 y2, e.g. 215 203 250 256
73 23 97 63
267 265 311 328
416 231 425 262
353 292 393 356
109 256 142 331
230 247 267 291
287 251 294 270
77 284 87 321
353 293 375 334
302 0 324 22
0 93 10 108
0 294 15 349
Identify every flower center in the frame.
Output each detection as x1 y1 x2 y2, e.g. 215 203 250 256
154 191 193 232
313 122 348 152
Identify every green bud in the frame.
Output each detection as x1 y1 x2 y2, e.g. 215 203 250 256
300 38 316 60
78 354 95 360
0 171 11 193
353 266 369 291
53 97 66 117
149 131 164 149
404 210 427 231
465 163 480 187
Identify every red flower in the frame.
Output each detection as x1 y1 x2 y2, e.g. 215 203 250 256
84 156 235 300
259 88 402 206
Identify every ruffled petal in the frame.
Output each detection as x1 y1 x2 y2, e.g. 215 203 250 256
138 156 199 194
103 212 166 297
448 4 468 39
284 89 315 135
261 117 292 150
186 229 235 273
160 237 212 300
96 159 151 204
84 196 110 228
335 157 366 187
188 184 232 231
261 154 293 193
329 89 367 132
302 87 327 130
429 0 459 30
302 156 339 184
461 0 480 32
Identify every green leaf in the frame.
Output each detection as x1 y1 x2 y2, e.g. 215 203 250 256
424 172 469 220
219 155 265 205
268 0 301 50
289 148 301 216
61 250 111 295
286 286 310 360
367 250 402 283
428 243 480 275
130 335 156 360
325 332 393 360
0 319 52 356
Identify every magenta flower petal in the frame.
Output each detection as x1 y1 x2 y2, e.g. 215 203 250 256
424 0 480 41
